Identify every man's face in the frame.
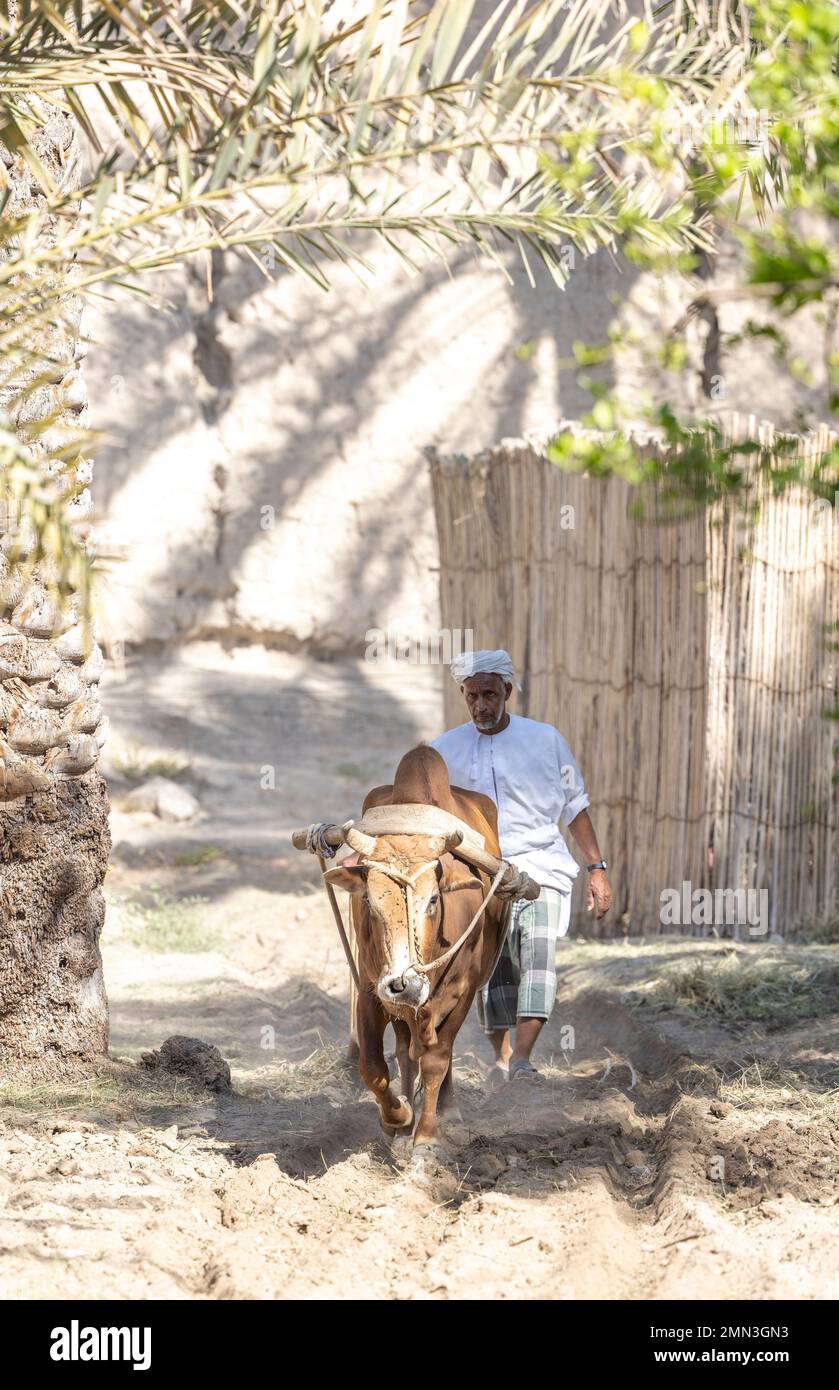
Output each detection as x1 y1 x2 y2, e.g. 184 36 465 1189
462 673 512 733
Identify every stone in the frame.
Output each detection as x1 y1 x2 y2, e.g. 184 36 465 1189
123 776 199 822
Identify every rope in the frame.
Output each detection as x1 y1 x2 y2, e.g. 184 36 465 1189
414 863 507 978
306 822 340 858
315 846 510 1004
486 897 514 982
317 853 360 988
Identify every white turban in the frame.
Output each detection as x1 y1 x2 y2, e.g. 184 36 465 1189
450 648 522 691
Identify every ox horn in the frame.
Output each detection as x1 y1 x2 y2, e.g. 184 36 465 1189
442 829 464 853
435 826 508 879
451 840 541 901
447 838 504 877
341 820 377 856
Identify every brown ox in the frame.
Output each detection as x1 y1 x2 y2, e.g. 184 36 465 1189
320 745 524 1149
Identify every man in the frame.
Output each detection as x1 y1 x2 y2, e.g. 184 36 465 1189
429 649 612 1083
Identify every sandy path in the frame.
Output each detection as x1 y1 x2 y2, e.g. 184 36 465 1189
1 645 836 1300
2 937 836 1300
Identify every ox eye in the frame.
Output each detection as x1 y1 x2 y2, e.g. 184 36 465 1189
426 894 440 914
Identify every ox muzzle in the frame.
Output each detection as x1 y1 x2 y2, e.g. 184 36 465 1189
378 965 429 1010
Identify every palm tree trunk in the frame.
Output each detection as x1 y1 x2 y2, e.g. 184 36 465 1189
0 100 111 1078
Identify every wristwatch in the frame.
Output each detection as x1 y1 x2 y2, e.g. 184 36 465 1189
587 860 608 873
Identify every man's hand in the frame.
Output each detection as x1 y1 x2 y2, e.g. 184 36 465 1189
497 867 540 902
586 869 613 919
567 810 611 919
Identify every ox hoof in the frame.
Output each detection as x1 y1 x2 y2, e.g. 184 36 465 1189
380 1096 413 1138
410 1141 451 1169
390 1134 413 1163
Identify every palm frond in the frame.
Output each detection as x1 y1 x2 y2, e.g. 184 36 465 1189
0 0 769 611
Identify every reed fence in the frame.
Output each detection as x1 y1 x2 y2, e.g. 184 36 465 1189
428 417 839 936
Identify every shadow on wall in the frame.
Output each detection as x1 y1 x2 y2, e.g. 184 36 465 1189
90 238 637 654
89 0 645 655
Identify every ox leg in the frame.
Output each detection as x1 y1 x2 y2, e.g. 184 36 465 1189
357 992 413 1136
413 1000 472 1150
413 1042 452 1147
438 1060 462 1122
414 993 474 1146
392 1019 418 1116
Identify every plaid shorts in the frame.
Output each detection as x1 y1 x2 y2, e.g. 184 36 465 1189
476 886 571 1032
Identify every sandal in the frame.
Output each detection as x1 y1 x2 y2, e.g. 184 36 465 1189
509 1060 543 1083
485 1063 510 1091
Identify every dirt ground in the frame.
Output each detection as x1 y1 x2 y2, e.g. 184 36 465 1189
1 644 837 1300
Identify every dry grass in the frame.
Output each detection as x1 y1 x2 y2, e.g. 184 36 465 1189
172 844 226 867
240 1043 356 1101
786 910 839 945
717 1058 839 1124
0 1069 211 1118
106 887 217 953
108 738 190 783
650 952 838 1024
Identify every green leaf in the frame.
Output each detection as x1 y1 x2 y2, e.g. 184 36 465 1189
591 399 614 430
90 174 115 232
430 0 476 87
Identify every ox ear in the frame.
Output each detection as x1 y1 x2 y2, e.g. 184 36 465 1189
438 852 483 894
323 852 366 894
